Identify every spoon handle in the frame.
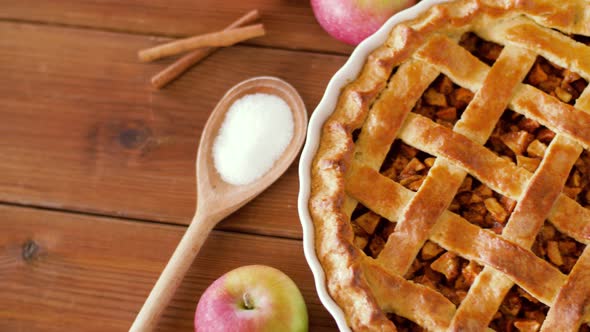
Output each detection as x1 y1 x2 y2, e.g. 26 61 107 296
129 212 216 332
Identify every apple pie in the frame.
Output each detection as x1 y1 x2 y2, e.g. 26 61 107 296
309 0 590 331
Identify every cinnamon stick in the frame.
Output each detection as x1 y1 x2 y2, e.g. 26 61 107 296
139 23 265 63
151 10 260 89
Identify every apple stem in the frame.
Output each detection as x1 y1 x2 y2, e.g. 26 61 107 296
242 292 254 310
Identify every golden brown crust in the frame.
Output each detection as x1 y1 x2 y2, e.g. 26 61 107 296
541 248 590 331
308 0 590 330
362 259 456 331
398 113 532 199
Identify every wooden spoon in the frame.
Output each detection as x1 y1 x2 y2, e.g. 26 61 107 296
129 76 307 332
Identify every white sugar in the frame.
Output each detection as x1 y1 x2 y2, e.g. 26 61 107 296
213 93 294 185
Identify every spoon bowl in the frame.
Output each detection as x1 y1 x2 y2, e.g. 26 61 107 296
196 76 307 220
130 76 307 332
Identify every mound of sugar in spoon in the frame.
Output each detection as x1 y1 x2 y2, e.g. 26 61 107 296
213 93 294 185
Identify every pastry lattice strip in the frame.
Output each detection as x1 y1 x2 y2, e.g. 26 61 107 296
349 14 588 327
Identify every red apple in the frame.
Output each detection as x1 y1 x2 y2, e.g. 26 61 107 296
194 265 308 332
311 0 417 45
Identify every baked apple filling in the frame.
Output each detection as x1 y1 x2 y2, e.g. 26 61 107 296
379 140 436 192
412 74 474 130
386 313 424 332
460 32 504 66
350 207 394 258
489 285 550 332
525 56 587 105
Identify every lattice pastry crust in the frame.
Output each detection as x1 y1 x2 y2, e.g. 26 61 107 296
309 0 590 331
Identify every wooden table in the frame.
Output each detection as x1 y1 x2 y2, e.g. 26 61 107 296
0 2 354 330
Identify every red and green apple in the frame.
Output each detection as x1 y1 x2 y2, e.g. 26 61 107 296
311 0 417 45
194 265 308 332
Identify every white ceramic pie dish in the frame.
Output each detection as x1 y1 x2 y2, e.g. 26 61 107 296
297 0 452 330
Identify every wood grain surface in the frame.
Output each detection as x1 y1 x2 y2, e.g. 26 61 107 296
0 21 347 239
0 0 354 54
0 1 350 330
0 205 337 331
